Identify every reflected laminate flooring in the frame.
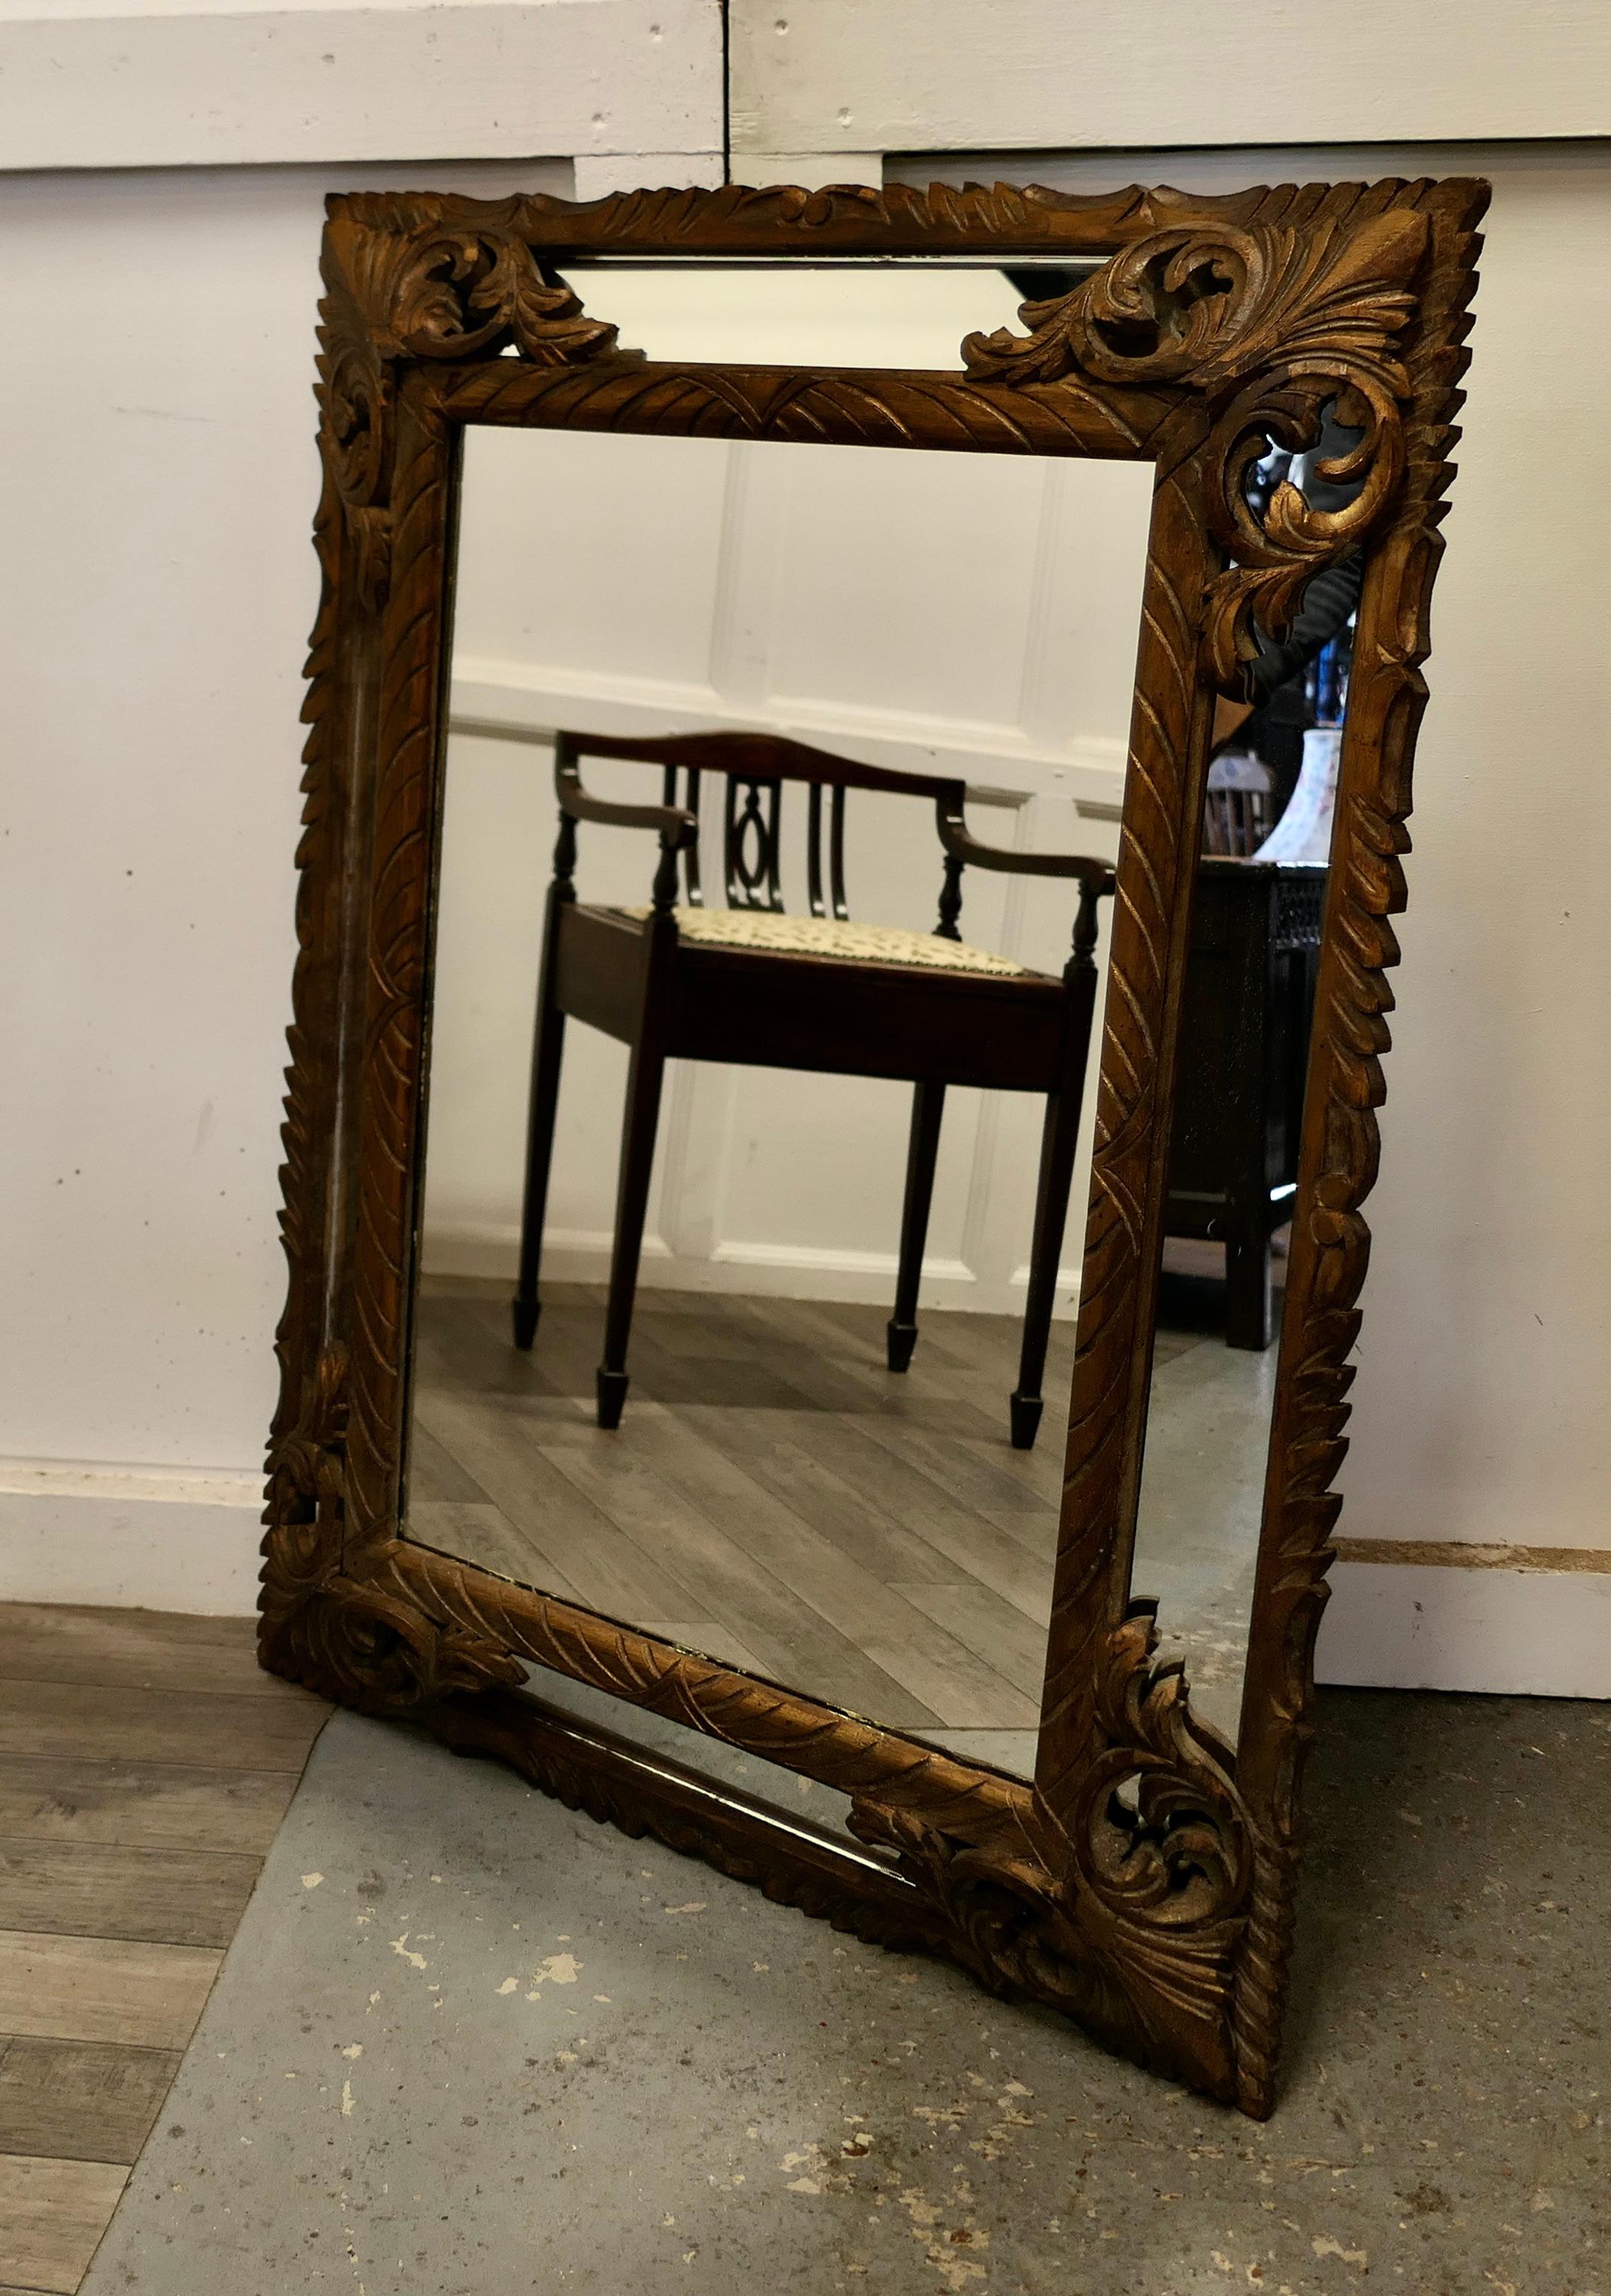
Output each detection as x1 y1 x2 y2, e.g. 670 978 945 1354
0 1608 329 2295
408 1278 1221 1766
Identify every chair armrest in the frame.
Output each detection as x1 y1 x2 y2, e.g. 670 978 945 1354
555 752 697 846
937 802 1115 894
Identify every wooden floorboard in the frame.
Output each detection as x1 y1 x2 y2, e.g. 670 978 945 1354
0 1931 220 2052
622 1411 1040 1729
0 1756 301 1857
407 1285 1068 1738
0 1601 331 2291
0 2152 129 2296
540 1432 942 1725
893 1581 1056 1701
413 1390 710 1623
0 1841 261 1950
773 1416 1058 1605
0 1608 316 1703
0 1680 327 1774
404 1281 1259 1762
0 2038 178 2167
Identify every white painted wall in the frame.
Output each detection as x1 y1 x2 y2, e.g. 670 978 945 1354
0 157 579 1609
0 1 722 173
730 0 1611 156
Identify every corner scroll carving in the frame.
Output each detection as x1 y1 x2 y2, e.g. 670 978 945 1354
260 1343 522 1711
316 201 632 605
1070 1605 1251 1928
849 1604 1253 2093
963 209 1431 683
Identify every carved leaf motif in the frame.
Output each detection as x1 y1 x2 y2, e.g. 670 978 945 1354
390 234 624 367
848 1799 1235 2093
1198 369 1406 685
963 211 1431 685
313 217 627 603
1071 1605 1251 1928
962 210 1428 394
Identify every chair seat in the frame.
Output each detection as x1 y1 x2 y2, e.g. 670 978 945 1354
612 905 1039 979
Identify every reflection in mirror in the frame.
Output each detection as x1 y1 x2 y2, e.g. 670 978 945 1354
1129 427 1360 1742
404 270 1155 1789
550 261 1092 371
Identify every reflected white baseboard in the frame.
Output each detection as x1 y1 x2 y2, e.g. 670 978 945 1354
420 1221 1083 1316
1318 1559 1611 1699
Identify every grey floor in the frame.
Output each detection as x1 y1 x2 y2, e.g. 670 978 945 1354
408 1278 1269 1759
81 1686 1609 2295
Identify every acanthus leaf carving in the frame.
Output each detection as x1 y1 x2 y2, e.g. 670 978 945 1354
316 209 630 606
281 1568 526 1716
960 210 1426 395
1070 1604 1252 1930
963 209 1430 684
260 1342 522 1711
260 1340 352 1686
844 1601 1252 2094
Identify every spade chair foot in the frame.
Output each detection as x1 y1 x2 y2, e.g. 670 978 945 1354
511 1296 540 1351
1008 1390 1044 1451
595 1366 630 1431
886 1318 918 1374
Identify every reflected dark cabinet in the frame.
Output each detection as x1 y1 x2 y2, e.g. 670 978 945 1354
1165 860 1327 1349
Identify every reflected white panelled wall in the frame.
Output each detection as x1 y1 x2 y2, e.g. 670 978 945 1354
411 266 1334 1757
425 269 1149 1318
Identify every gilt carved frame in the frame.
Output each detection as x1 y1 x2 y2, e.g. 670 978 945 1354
260 176 1485 2116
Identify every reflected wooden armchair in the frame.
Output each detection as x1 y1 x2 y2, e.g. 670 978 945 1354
512 730 1115 1448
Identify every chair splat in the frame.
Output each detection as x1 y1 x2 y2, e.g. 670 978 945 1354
806 783 849 921
724 776 785 912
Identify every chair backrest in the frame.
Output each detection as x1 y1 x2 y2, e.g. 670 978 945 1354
556 728 966 924
1201 786 1272 858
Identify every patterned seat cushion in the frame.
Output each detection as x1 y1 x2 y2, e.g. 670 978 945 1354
612 905 1038 979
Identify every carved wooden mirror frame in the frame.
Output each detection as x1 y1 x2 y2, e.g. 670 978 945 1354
260 176 1486 2116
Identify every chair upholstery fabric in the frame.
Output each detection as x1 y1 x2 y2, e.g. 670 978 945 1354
613 905 1037 979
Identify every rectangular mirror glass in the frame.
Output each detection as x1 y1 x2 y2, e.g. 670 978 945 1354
1130 428 1358 1742
404 277 1156 1784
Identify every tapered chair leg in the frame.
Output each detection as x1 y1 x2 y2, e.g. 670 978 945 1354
887 1081 945 1373
511 984 567 1351
1011 1082 1083 1449
596 1039 667 1429
1224 1221 1274 1351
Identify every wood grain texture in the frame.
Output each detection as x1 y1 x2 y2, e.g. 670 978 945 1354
0 1759 301 1858
259 177 1485 2112
0 2037 178 2168
0 1842 259 1951
0 2151 128 2295
0 1607 320 1702
0 1932 219 2052
0 1602 327 2294
1226 178 1489 2114
0 1681 325 1775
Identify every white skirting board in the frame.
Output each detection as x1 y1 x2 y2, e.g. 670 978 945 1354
422 1226 1081 1317
0 1466 264 1617
5 1462 1608 1698
1316 1559 1611 1700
